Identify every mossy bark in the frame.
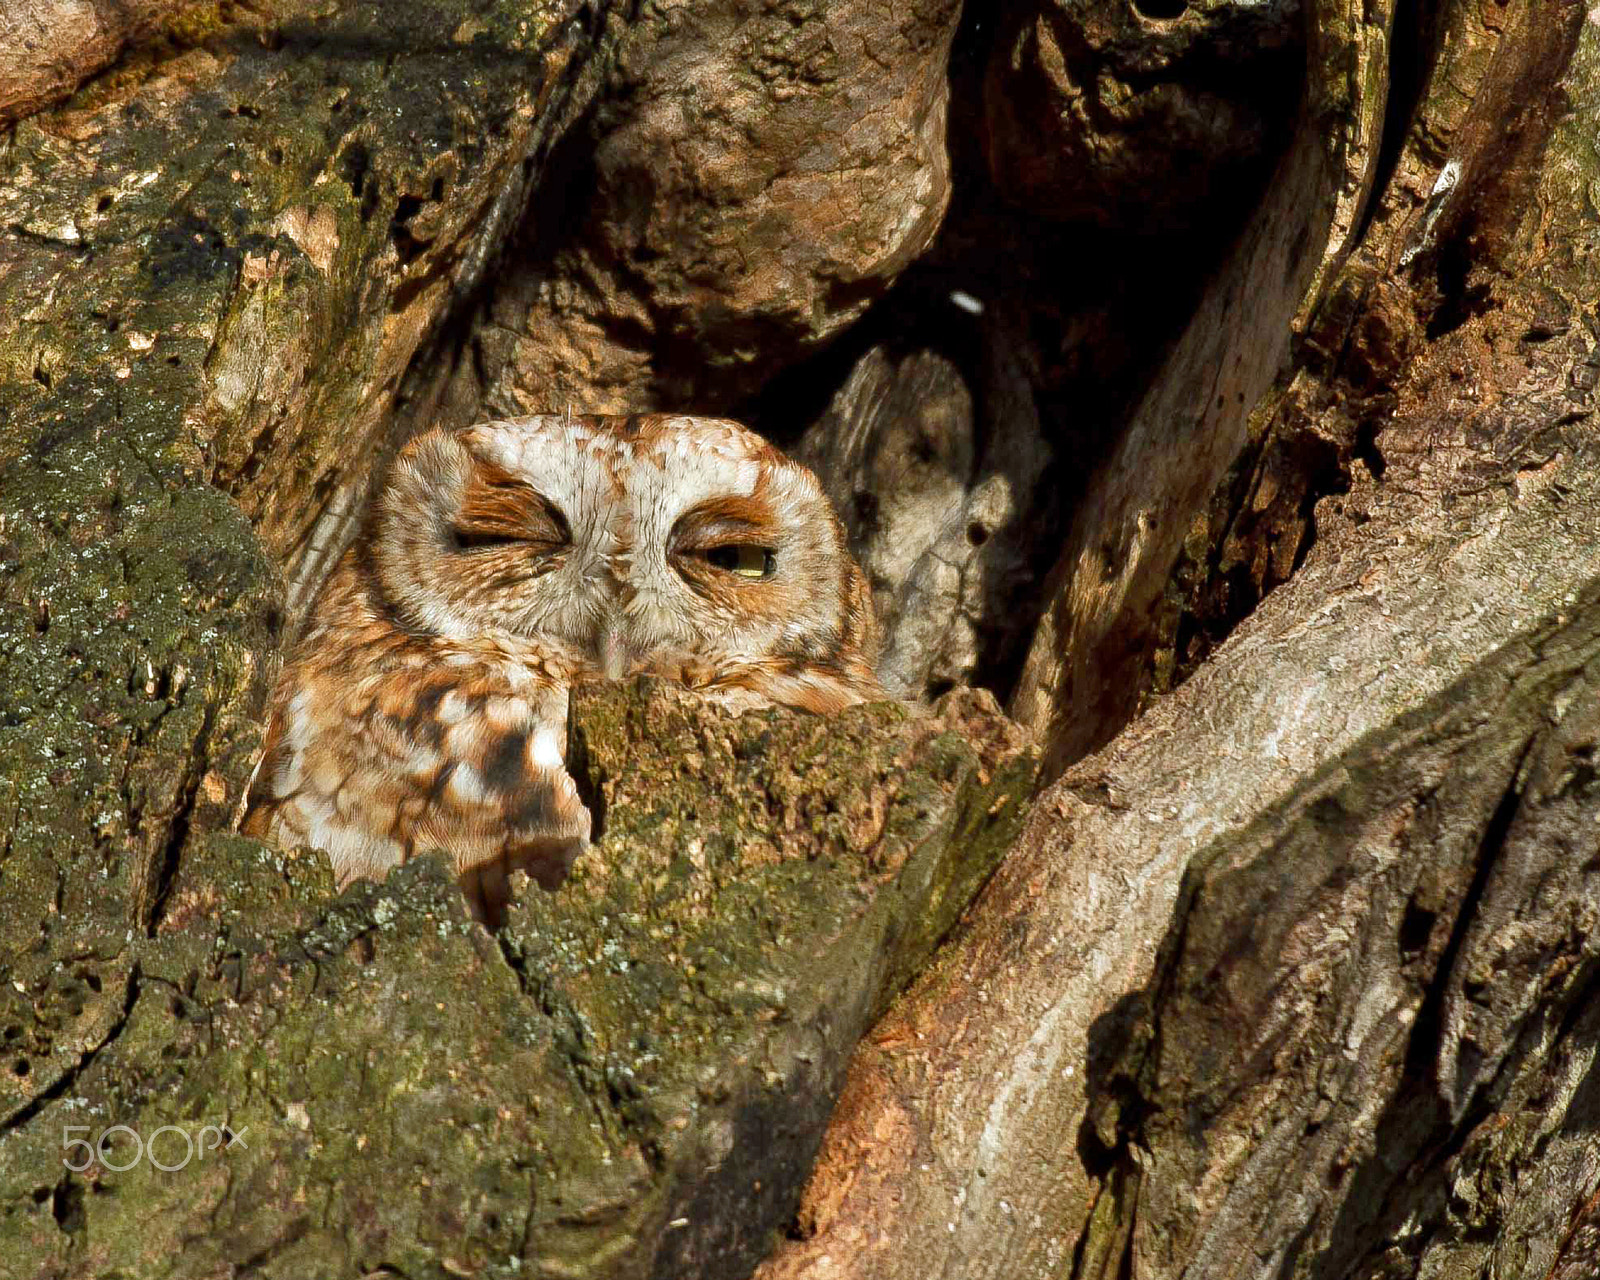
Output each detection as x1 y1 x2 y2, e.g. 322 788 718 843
0 3 1045 1274
0 0 621 934
0 681 1030 1279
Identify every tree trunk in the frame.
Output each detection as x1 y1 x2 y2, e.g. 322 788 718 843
1 0 1596 1275
763 1 1600 1276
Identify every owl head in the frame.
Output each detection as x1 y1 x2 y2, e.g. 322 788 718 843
369 415 883 711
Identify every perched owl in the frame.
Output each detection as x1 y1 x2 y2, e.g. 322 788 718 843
243 414 885 922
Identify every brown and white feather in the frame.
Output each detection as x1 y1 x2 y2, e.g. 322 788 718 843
244 414 885 922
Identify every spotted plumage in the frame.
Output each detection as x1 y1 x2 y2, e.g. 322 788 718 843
243 414 885 921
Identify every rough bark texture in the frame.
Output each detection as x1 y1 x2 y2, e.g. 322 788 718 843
438 0 964 423
760 0 1600 1277
0 680 1031 1278
2 0 1598 1274
0 0 217 126
0 0 619 625
983 0 1302 233
1005 0 1362 775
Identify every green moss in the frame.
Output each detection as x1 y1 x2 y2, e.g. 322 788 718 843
0 0 1037 1270
0 681 1033 1278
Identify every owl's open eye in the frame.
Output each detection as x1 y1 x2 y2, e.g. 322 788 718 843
701 544 777 579
670 499 779 585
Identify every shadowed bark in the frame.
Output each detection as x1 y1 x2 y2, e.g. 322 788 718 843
761 1 1600 1276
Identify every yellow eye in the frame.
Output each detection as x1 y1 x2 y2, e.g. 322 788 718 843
704 545 776 578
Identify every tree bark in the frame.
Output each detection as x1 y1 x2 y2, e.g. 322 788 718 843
2 0 1597 1275
0 1 1046 1269
0 0 218 127
762 1 1600 1276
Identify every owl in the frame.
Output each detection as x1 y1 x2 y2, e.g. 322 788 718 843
242 414 885 922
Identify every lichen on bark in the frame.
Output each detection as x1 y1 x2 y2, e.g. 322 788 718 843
0 2 1050 1272
0 680 1032 1279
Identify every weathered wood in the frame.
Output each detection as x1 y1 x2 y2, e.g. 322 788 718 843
1007 0 1397 780
761 1 1599 1276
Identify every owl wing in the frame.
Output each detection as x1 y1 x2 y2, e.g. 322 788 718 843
243 657 590 923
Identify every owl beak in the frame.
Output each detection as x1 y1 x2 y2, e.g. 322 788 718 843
599 626 631 680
